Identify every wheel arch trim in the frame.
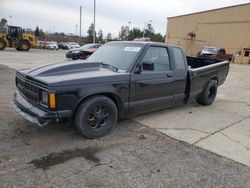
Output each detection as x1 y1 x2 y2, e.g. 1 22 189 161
72 91 128 119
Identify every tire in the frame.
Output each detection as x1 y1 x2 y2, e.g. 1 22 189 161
74 95 118 138
80 54 90 60
72 56 78 60
0 39 7 50
196 79 218 106
18 40 31 51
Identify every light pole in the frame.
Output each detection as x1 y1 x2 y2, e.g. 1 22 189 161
127 21 131 41
9 15 12 25
80 6 82 38
143 20 152 38
75 24 78 36
93 0 96 43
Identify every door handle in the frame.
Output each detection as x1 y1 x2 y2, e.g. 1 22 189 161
166 73 174 77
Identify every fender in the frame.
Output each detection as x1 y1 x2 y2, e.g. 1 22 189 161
72 83 130 118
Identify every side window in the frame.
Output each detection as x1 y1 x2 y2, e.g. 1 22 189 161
172 47 186 70
142 47 170 72
219 49 226 55
245 51 250 57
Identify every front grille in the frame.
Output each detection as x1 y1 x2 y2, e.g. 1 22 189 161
16 76 40 104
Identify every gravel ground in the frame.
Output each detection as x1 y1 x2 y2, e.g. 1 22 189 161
0 51 250 187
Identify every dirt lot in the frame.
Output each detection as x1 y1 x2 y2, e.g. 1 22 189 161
0 49 250 187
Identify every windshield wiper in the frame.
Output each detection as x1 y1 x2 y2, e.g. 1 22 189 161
99 62 118 72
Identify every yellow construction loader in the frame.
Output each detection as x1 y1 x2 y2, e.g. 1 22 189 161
0 25 37 51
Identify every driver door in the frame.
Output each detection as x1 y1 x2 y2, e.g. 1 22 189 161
129 46 175 114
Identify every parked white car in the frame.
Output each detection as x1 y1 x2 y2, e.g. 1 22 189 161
66 42 80 49
46 41 58 50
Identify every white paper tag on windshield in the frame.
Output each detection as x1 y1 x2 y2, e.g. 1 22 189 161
124 47 141 52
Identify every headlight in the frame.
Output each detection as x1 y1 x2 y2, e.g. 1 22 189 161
41 91 56 109
72 51 80 54
41 91 48 105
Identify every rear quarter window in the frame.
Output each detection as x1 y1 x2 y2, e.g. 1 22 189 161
172 47 186 70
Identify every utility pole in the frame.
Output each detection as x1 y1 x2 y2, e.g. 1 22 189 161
128 21 131 41
9 15 12 25
93 0 96 43
80 6 82 38
75 24 78 36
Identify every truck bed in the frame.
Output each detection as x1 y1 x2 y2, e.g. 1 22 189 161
186 56 230 100
186 56 221 68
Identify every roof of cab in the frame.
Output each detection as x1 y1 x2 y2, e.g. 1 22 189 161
108 41 182 49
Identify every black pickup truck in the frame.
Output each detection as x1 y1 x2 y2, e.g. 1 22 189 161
12 42 230 138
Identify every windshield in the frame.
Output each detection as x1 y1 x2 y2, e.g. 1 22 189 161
87 43 143 71
48 42 56 45
68 42 78 45
202 47 219 54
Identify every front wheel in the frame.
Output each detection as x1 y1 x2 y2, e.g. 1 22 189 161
0 39 7 50
18 40 31 51
196 79 218 106
72 56 79 60
74 95 118 138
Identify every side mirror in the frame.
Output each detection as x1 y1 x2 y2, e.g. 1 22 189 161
142 61 154 71
135 64 142 74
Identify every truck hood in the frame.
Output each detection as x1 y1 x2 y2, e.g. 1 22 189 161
20 61 130 87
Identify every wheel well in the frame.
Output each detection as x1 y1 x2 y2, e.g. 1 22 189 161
211 77 218 83
200 77 218 96
0 38 7 43
73 93 123 120
19 39 31 45
205 77 218 89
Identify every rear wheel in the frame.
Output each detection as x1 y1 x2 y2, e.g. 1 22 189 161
18 40 31 51
72 56 79 60
0 39 7 50
196 79 218 106
74 95 118 138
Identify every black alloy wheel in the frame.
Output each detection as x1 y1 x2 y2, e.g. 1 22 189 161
74 95 118 138
196 79 218 106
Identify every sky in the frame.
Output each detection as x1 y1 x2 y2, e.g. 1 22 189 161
0 0 249 37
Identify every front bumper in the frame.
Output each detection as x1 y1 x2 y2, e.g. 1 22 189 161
12 91 72 127
65 52 72 58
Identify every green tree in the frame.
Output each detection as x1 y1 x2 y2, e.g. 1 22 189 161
119 25 129 40
34 26 40 37
128 27 143 40
97 29 104 43
39 29 46 39
152 33 164 42
144 23 155 39
0 18 7 31
87 23 96 43
106 32 112 41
